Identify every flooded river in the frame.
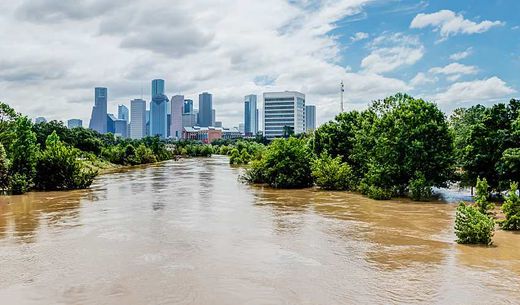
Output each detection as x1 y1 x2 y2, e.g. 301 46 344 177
1 156 519 304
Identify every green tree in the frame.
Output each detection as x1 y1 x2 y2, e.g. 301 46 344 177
35 131 97 190
0 102 19 152
451 99 520 191
501 182 520 230
474 177 494 216
243 137 313 188
312 153 353 190
361 94 454 199
455 202 494 245
10 116 39 189
0 143 9 190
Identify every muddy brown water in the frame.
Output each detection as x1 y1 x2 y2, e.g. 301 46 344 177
0 156 519 304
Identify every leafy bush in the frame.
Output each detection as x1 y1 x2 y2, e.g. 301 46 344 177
34 131 97 190
366 185 393 200
312 153 353 190
243 137 313 188
474 177 494 216
10 116 39 187
455 202 494 245
136 144 157 164
9 173 28 195
408 173 433 201
0 143 9 190
501 182 520 230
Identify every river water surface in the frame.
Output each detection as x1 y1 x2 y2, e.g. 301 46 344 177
1 156 519 304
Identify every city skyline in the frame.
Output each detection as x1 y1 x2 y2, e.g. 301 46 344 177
1 1 518 127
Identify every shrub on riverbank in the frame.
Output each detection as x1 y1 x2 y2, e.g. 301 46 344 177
455 202 495 245
243 137 313 188
312 153 353 190
501 182 520 230
34 132 97 190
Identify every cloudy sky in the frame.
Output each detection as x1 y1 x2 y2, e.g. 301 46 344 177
0 0 518 127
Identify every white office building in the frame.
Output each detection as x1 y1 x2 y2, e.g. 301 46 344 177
130 99 146 139
263 91 305 140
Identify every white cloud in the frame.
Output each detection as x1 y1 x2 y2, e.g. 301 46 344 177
434 77 516 104
410 72 436 87
351 31 368 42
429 62 478 76
449 47 472 61
410 10 504 39
361 33 424 74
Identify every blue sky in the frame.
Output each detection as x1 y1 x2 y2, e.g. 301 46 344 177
0 0 518 126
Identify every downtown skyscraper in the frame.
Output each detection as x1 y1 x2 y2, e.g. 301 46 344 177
198 92 213 127
305 105 316 131
88 87 108 133
244 94 258 136
130 99 146 139
171 95 184 140
150 79 168 138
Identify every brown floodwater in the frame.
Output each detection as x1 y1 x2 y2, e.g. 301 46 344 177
0 156 519 305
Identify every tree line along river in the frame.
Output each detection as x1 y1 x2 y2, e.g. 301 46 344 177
0 156 519 304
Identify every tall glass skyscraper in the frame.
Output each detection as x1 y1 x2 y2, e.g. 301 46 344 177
198 92 213 127
151 79 165 97
88 87 108 133
244 94 258 136
171 95 184 140
184 99 194 114
150 94 168 138
130 99 146 139
263 91 305 140
118 104 129 121
305 105 316 131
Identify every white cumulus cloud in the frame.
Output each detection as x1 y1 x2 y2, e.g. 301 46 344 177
449 47 473 61
434 77 516 104
351 32 369 42
429 62 478 76
410 10 504 39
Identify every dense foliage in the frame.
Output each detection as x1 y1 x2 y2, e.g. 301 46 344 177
501 182 520 230
35 132 97 190
0 101 174 194
313 93 454 200
450 99 520 192
311 153 354 190
455 202 495 245
243 137 313 188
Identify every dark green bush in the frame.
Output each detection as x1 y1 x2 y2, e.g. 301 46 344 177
408 173 433 201
9 173 28 195
455 202 494 245
366 185 393 200
243 138 313 188
501 182 520 230
312 153 353 190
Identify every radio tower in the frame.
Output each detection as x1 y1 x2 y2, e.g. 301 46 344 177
340 80 345 113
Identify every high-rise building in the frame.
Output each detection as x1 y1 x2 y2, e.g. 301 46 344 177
198 92 213 127
150 94 168 138
171 95 184 140
212 109 216 126
114 120 128 138
34 117 47 124
118 104 129 121
151 79 165 98
305 105 316 132
244 94 258 136
130 99 146 139
184 99 194 114
89 87 108 133
107 114 117 134
67 119 83 129
182 113 198 128
263 91 305 140
146 110 150 136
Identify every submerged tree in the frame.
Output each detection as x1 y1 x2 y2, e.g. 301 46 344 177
455 202 495 245
501 182 520 230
